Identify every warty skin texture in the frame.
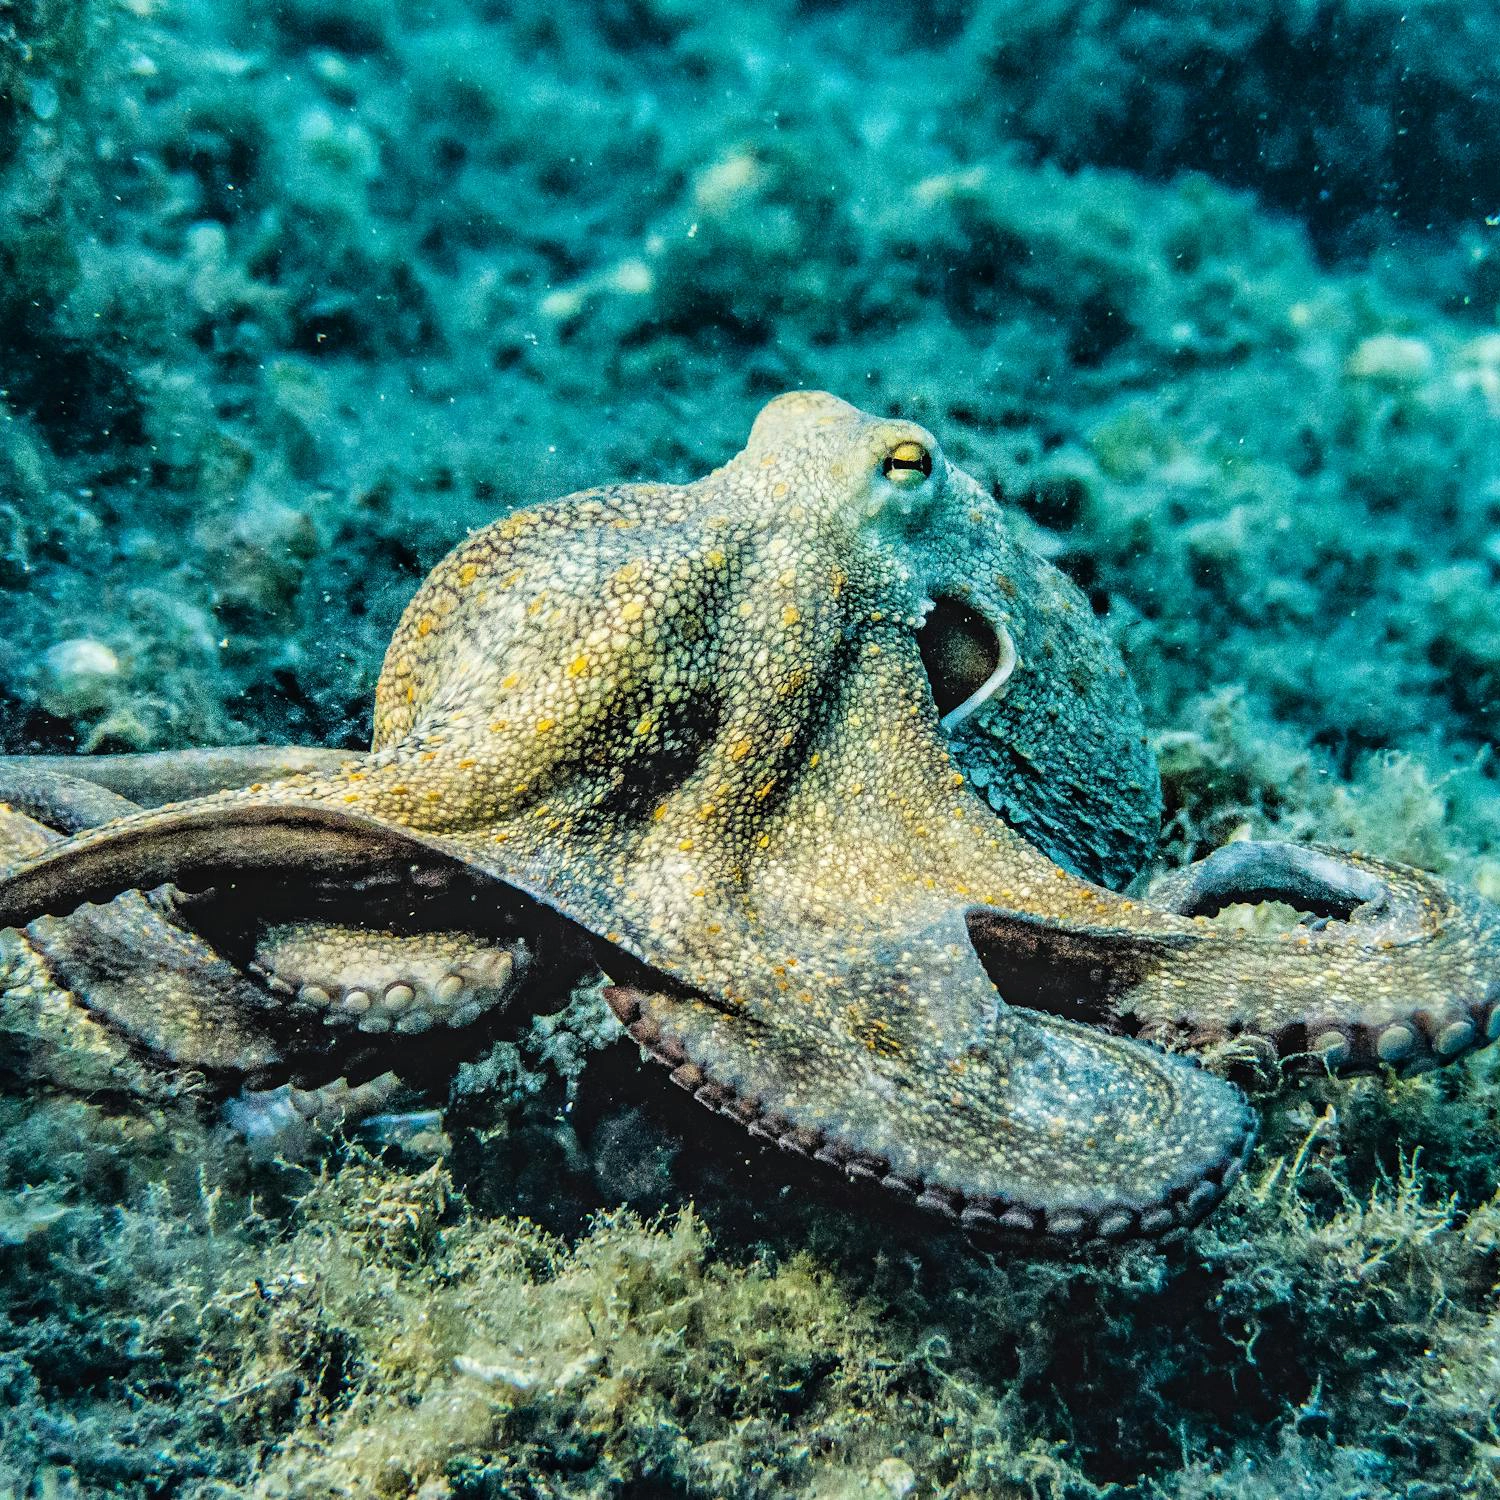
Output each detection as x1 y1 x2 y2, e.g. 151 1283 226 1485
2 392 1498 1246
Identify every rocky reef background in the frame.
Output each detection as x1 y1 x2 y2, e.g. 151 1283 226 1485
2 0 1499 1495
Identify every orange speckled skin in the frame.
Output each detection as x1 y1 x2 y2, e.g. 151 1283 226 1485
3 393 1497 1245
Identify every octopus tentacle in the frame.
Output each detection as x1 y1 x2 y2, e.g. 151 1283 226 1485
0 762 142 836
606 985 1253 1246
967 836 1500 1077
1 919 190 1105
0 794 443 928
0 746 354 808
2 763 539 1050
1 798 294 1081
225 1070 410 1155
1 801 192 1102
1140 841 1500 1071
250 922 530 1037
0 776 547 1092
1149 841 1389 922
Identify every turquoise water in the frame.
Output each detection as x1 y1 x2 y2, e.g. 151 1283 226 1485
1 1 1499 1495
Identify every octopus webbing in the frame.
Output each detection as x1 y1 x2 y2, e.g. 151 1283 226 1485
2 391 1498 1247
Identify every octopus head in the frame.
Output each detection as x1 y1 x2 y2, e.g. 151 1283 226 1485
733 391 1161 888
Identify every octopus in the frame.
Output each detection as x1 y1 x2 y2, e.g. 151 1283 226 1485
2 391 1498 1248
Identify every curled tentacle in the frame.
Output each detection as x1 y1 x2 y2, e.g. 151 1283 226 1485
1144 841 1500 1072
969 841 1500 1076
250 922 530 1037
1150 841 1389 923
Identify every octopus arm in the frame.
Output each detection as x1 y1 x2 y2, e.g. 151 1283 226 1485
0 780 554 1089
0 746 354 808
966 841 1500 1076
605 983 1253 1247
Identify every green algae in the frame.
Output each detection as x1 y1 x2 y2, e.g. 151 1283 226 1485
9 1065 1500 1497
1 0 1499 1495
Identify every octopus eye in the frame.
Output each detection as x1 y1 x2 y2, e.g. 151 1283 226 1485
917 594 1018 731
882 441 932 485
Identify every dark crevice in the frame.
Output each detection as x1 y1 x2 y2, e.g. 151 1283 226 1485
917 594 1002 720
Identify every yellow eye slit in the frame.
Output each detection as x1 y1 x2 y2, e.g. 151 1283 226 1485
882 440 932 484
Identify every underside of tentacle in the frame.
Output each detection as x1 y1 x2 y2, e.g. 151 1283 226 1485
248 921 531 1038
605 985 1253 1247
